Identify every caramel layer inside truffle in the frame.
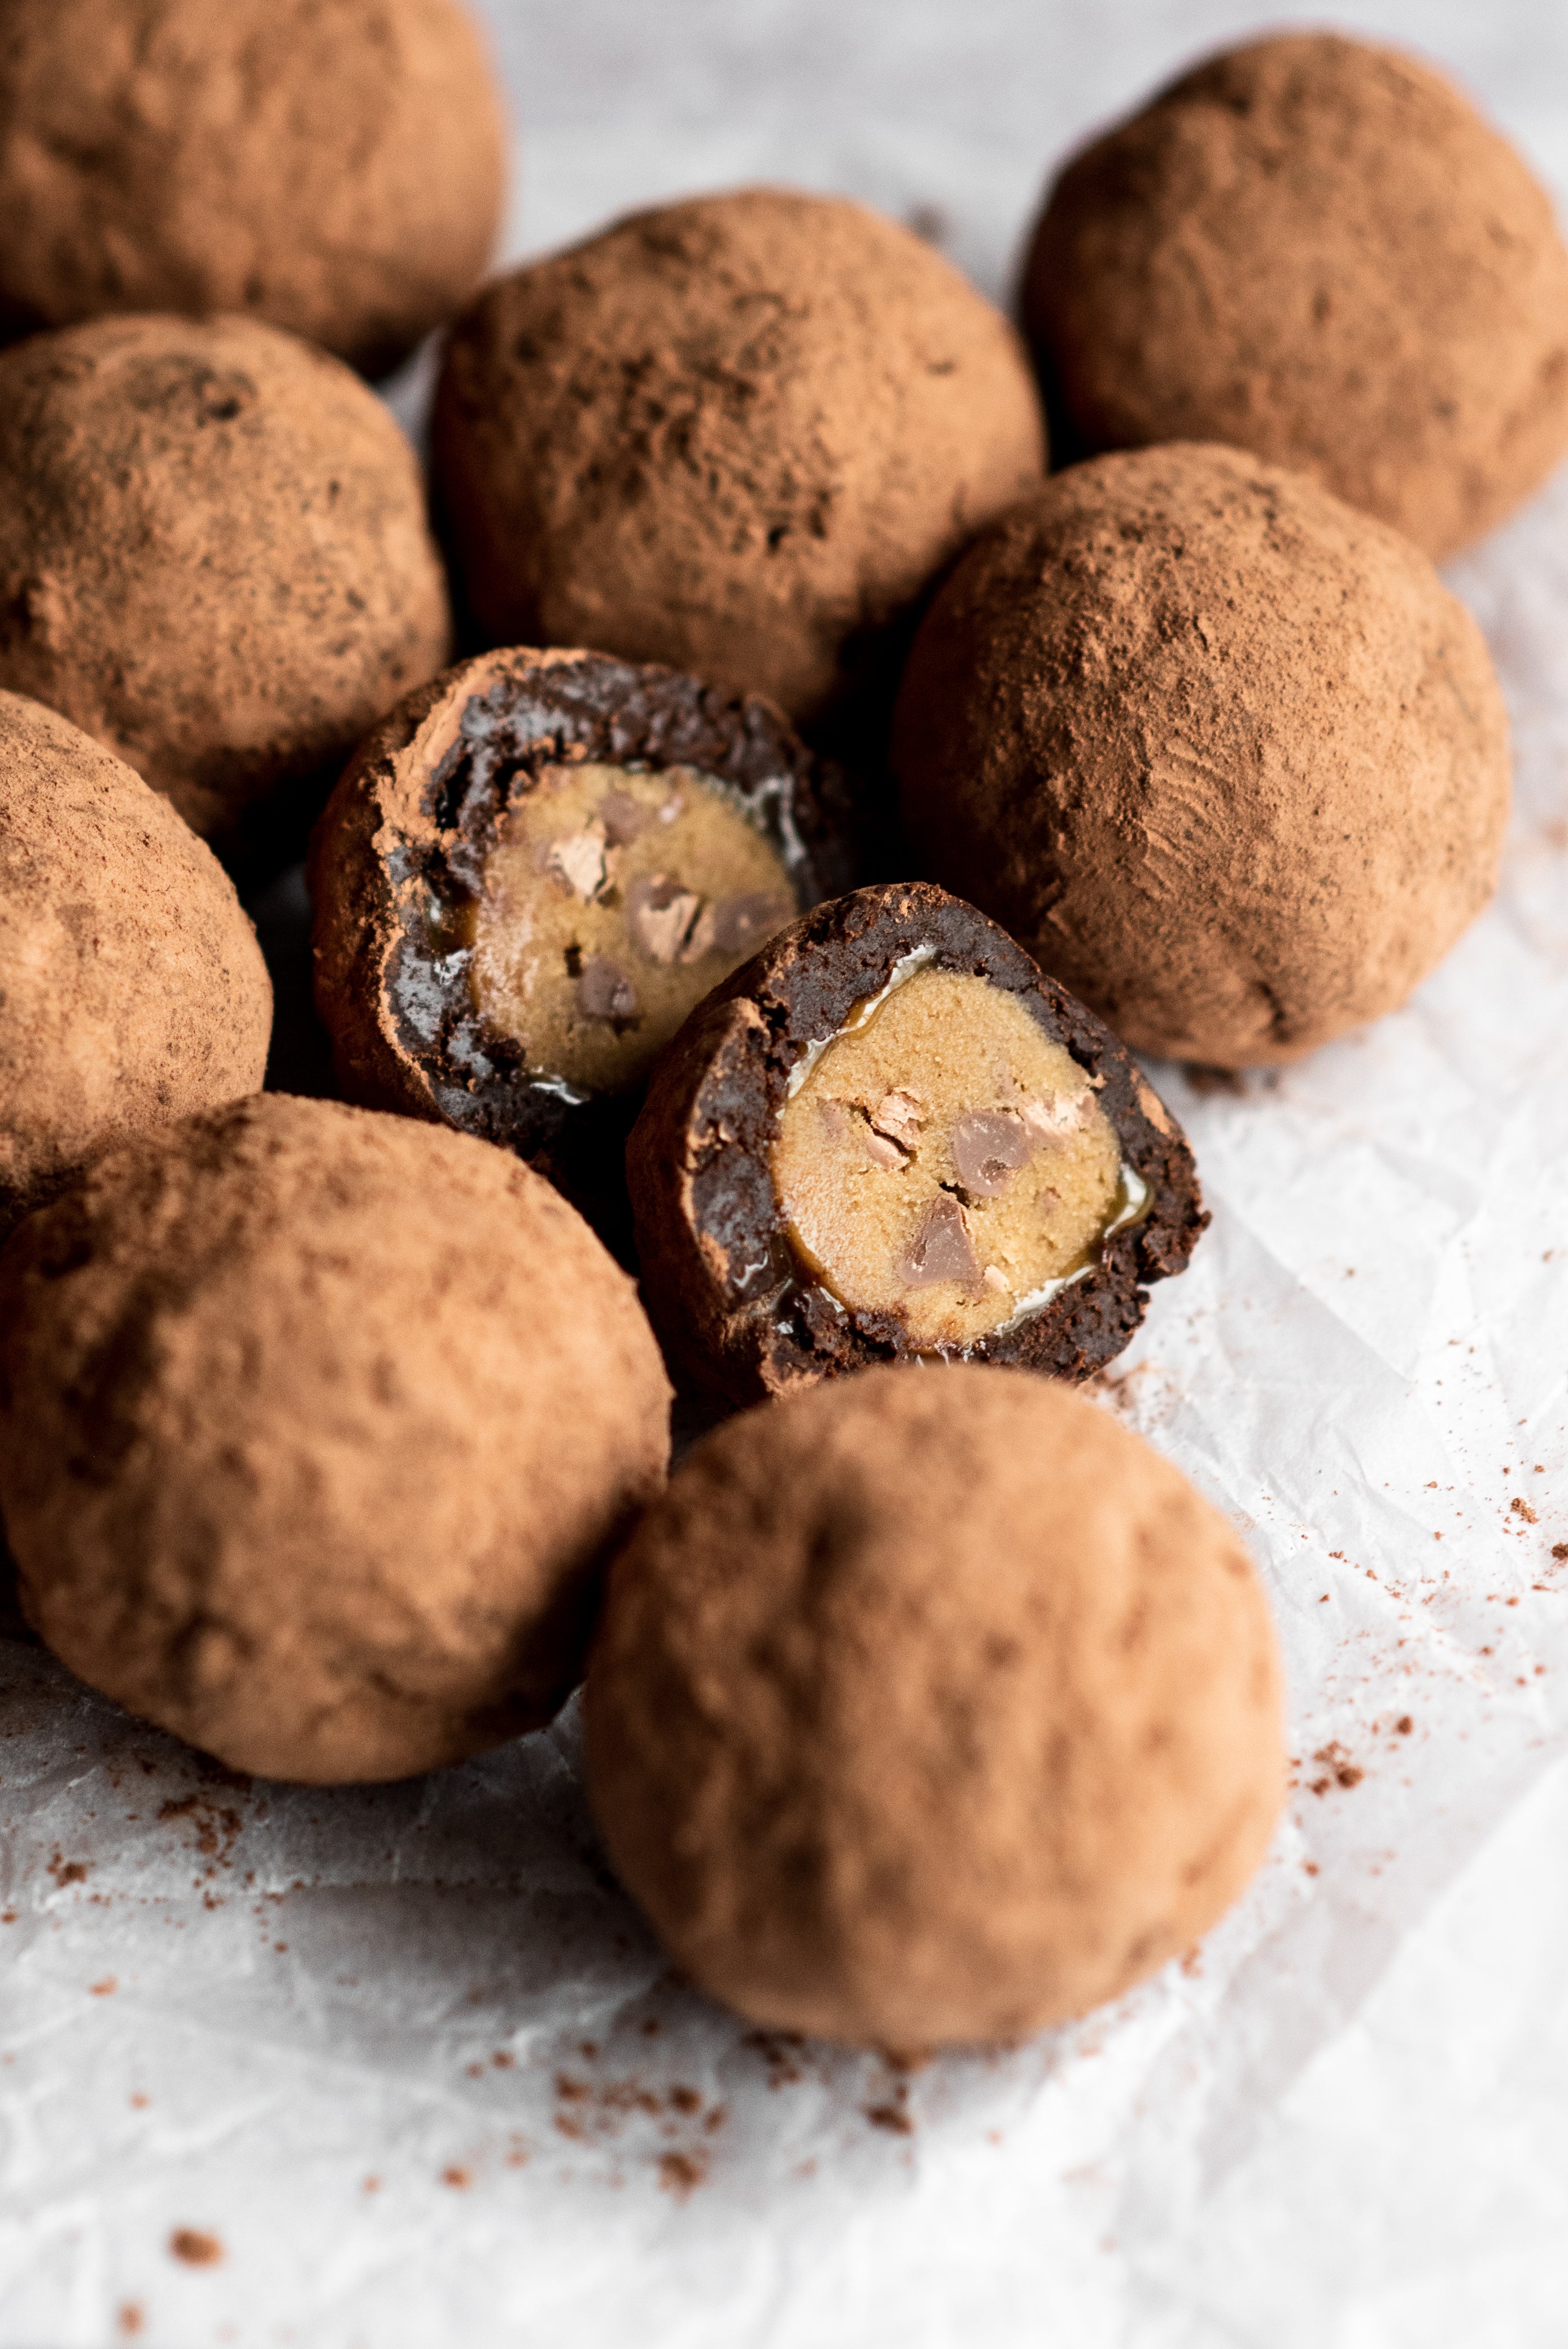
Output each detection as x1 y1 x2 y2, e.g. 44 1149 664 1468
470 761 795 1092
772 966 1132 1348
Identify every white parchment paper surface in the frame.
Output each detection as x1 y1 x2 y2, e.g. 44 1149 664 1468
3 3 1567 2342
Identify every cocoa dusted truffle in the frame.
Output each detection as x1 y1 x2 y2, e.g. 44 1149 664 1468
0 692 271 1242
0 314 453 869
626 881 1204 1403
0 1095 671 1784
310 647 852 1220
0 0 506 377
431 189 1045 732
1023 32 1568 558
893 444 1512 1067
587 1364 1286 2049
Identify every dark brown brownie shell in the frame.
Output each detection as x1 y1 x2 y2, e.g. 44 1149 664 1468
627 881 1206 1404
308 647 853 1228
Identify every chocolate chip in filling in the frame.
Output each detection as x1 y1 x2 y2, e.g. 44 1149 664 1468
469 760 796 1093
771 964 1134 1348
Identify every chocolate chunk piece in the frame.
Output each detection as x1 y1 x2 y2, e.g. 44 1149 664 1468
579 956 639 1025
897 1197 980 1290
950 1108 1031 1197
626 881 1207 1403
309 647 853 1238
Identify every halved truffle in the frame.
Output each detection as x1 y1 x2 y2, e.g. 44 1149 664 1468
626 882 1204 1403
586 1364 1286 2050
0 313 453 872
0 1094 671 1784
0 0 507 377
309 648 853 1223
893 444 1512 1066
1023 32 1568 558
0 691 272 1242
431 187 1045 735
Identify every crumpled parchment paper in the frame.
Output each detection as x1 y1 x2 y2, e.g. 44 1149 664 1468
3 3 1567 2342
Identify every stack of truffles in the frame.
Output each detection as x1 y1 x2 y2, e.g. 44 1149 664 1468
0 14 1557 2054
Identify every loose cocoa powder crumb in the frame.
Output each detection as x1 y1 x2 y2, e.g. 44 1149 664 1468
90 1977 116 1996
440 2167 471 2190
1395 1716 1414 1735
46 1852 89 1887
1553 1545 1568 1562
657 2150 707 2201
117 2305 144 2338
168 2229 223 2267
1308 1743 1364 1795
1512 1496 1540 1522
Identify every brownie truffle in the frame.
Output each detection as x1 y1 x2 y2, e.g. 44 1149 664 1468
0 313 453 869
0 0 506 377
0 692 271 1242
0 1095 671 1783
587 1364 1286 2049
893 444 1512 1067
310 647 852 1220
1023 32 1568 558
431 189 1045 731
627 881 1204 1403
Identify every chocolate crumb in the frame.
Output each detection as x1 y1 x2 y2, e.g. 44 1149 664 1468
168 2229 223 2268
117 2305 144 2338
1395 1715 1413 1735
865 2101 915 2134
1510 1496 1539 1523
657 2150 706 2200
441 2167 471 2190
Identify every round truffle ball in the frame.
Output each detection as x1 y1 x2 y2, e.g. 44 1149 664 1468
0 0 506 377
431 187 1046 730
0 692 272 1242
1023 32 1568 560
587 1364 1285 2049
0 313 453 869
0 1095 671 1783
893 443 1511 1067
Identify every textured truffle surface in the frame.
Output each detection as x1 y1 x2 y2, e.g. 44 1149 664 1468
893 444 1512 1067
627 881 1205 1402
310 647 850 1225
431 187 1045 728
0 313 453 868
1024 32 1568 559
587 1364 1286 2049
0 1095 671 1783
0 693 272 1242
0 0 506 377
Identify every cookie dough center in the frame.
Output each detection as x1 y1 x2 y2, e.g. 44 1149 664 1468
771 966 1126 1347
469 761 795 1091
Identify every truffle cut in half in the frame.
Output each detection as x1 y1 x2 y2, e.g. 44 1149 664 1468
626 882 1204 1403
0 1094 671 1784
432 188 1045 732
0 313 453 871
0 0 508 377
310 648 853 1221
1023 31 1568 558
587 1364 1286 2049
0 691 272 1242
893 444 1512 1067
